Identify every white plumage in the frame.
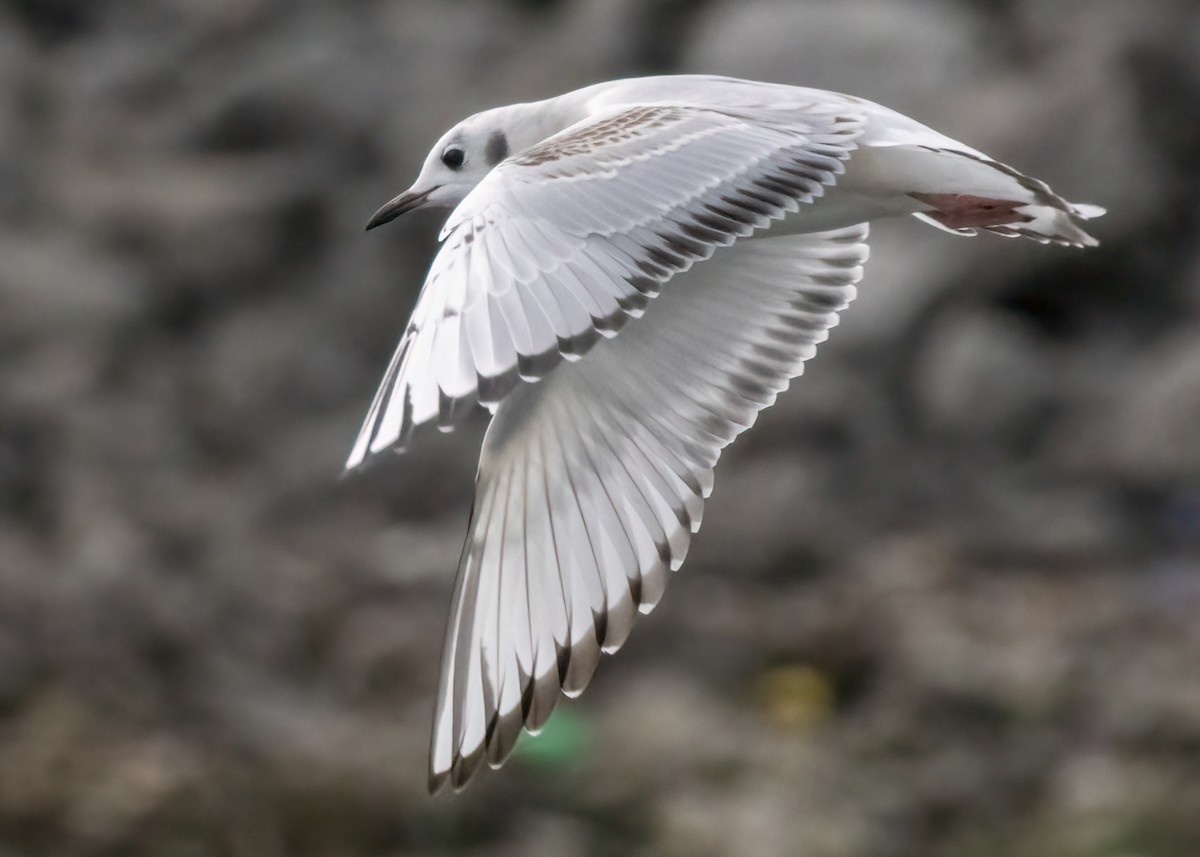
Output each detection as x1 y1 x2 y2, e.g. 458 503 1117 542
346 75 1103 791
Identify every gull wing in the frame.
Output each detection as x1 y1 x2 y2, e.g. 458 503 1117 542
429 225 870 791
346 104 864 468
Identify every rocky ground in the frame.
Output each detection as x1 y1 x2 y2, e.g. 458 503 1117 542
2 1 1200 855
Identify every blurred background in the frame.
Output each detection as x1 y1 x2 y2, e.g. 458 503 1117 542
3 0 1200 854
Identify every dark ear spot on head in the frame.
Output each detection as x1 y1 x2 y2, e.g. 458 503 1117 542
485 130 509 166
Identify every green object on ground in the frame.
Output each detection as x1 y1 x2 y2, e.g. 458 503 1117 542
516 709 588 767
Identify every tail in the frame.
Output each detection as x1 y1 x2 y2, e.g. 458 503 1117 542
862 144 1104 247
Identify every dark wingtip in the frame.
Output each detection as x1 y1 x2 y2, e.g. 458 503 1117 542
450 745 484 791
427 767 448 794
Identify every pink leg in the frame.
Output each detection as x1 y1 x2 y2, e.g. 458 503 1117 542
910 192 1034 229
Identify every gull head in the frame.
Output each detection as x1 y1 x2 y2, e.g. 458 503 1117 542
366 104 554 231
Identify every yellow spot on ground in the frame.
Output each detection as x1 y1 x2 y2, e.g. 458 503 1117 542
756 664 835 732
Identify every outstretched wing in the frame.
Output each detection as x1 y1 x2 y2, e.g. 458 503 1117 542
346 104 864 468
429 225 870 791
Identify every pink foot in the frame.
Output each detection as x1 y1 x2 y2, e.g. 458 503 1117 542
910 192 1034 229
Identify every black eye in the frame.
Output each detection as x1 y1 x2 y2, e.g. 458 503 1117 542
441 145 465 169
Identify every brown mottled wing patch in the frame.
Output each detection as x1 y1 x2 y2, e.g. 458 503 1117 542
510 106 686 167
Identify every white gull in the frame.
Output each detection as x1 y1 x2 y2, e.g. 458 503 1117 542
346 75 1104 792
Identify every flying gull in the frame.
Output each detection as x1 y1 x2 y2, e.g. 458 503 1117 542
346 75 1104 792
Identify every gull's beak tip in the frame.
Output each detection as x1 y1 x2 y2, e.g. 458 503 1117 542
365 187 435 231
